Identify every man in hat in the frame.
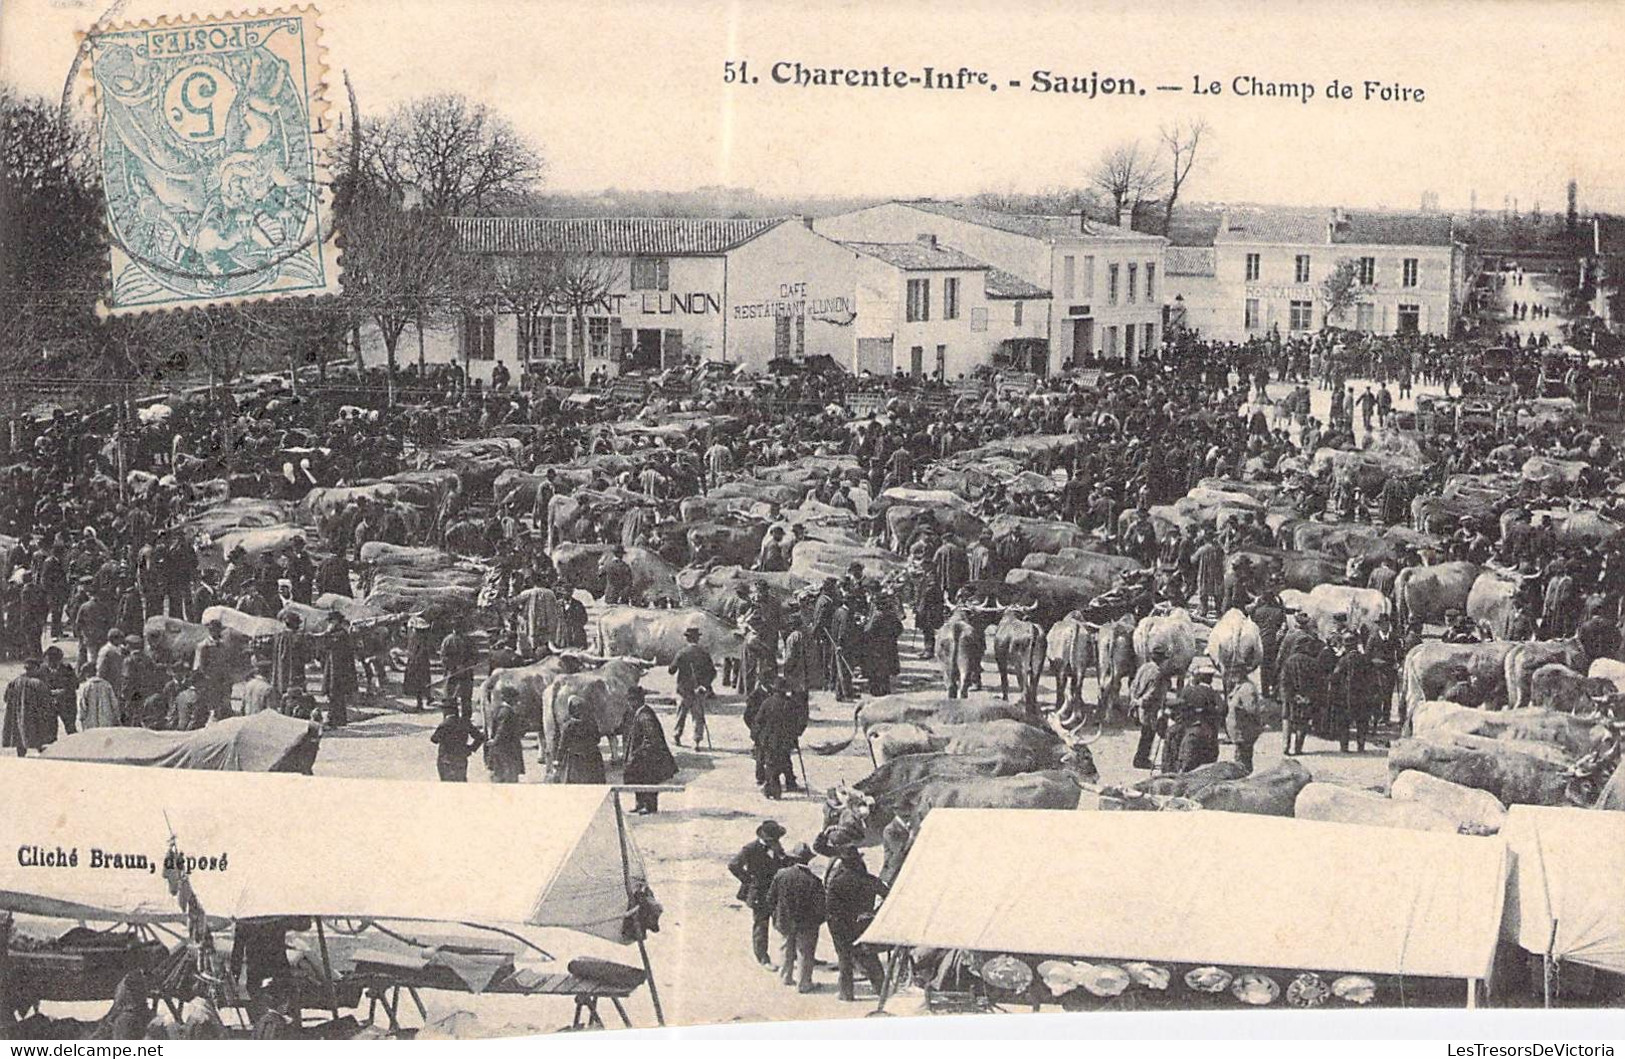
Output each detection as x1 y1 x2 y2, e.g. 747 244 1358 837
621 686 676 813
3 658 51 756
1441 607 1478 645
271 612 306 698
41 645 77 741
1328 631 1375 753
193 617 235 723
240 657 281 716
728 820 791 967
766 842 825 993
439 617 479 720
1363 612 1403 727
429 700 486 783
823 832 888 1002
669 625 715 748
321 611 357 727
745 675 807 800
1130 645 1172 770
1277 632 1325 756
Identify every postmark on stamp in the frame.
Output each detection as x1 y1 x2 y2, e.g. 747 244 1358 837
86 7 338 315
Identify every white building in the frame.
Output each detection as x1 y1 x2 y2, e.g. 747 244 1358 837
1163 205 1470 341
358 214 1041 382
816 199 1166 370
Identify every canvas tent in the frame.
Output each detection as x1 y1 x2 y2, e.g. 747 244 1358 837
1501 805 1625 977
40 712 320 773
0 761 648 946
862 809 1508 985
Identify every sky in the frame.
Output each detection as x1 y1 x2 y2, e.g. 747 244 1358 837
4 0 1623 214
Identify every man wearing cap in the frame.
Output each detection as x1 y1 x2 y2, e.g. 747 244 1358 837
40 646 77 741
669 625 715 748
430 701 486 782
1129 645 1172 770
193 617 234 723
1167 665 1225 773
240 658 281 717
766 842 825 993
728 821 791 967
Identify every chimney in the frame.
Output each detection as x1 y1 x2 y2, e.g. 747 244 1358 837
801 215 814 230
1118 203 1134 230
916 233 937 249
1077 210 1089 233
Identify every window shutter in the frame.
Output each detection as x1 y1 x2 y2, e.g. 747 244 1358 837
658 258 670 291
612 325 628 362
663 329 684 367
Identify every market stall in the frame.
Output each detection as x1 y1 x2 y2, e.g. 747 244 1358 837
0 763 664 1035
1500 805 1625 998
861 809 1509 1012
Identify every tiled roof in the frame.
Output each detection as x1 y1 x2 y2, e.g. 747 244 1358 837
1165 246 1217 277
1165 205 1225 248
1214 205 1335 245
452 216 784 256
985 267 1052 299
1334 211 1455 247
899 200 1154 242
842 240 990 271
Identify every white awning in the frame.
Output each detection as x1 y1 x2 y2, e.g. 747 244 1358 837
861 809 1507 980
1501 805 1625 975
0 761 646 944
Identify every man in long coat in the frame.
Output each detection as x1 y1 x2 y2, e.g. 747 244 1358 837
932 535 969 605
3 659 51 756
322 613 358 727
745 677 807 800
622 686 677 814
728 820 790 967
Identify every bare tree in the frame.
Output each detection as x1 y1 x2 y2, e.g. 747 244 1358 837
491 254 563 363
549 255 623 366
372 93 543 215
1159 118 1209 235
1320 258 1362 329
1089 140 1166 222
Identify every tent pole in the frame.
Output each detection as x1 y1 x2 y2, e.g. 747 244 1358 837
1544 918 1560 1009
1466 977 1478 1011
612 792 665 1027
315 917 342 1022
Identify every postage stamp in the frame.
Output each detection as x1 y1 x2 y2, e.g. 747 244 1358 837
86 7 339 315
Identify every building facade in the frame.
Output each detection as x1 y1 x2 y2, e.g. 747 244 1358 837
358 213 1041 382
815 199 1165 370
1163 206 1469 342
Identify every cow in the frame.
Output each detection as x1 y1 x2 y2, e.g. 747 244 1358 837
678 495 767 524
1205 608 1264 690
1527 663 1617 716
1294 783 1459 833
1227 549 1344 593
1021 549 1143 586
1400 640 1517 714
1131 759 1310 817
1002 568 1112 626
142 616 256 683
1521 456 1588 486
1504 620 1619 710
855 692 1028 733
884 504 987 554
1133 608 1200 676
1046 610 1095 715
991 608 1046 711
1590 657 1625 696
1389 770 1508 834
596 606 741 666
708 479 811 508
987 515 1095 556
1466 571 1520 640
824 753 1073 844
934 609 983 699
789 539 908 583
1388 737 1571 807
1394 561 1482 628
1409 700 1604 759
676 565 809 617
537 658 647 773
550 543 611 596
866 718 1075 773
686 521 769 567
1094 614 1137 718
1278 584 1392 639
442 518 492 557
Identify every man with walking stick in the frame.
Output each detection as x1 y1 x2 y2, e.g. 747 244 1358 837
669 625 715 749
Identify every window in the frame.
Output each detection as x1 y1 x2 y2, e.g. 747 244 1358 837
1062 256 1076 299
461 312 495 360
1398 303 1421 334
1402 258 1419 288
1358 256 1376 285
795 313 806 358
970 307 988 333
1355 303 1375 331
1295 254 1311 284
1244 299 1260 330
1012 301 1024 327
1245 253 1261 282
1145 263 1156 301
906 278 930 322
1289 299 1314 331
630 257 669 291
1082 256 1095 297
1105 325 1119 358
1143 322 1155 352
1108 264 1120 306
775 314 792 359
909 346 924 377
588 317 611 359
943 276 960 320
517 315 539 359
1127 263 1138 304
1124 322 1137 360
935 345 947 380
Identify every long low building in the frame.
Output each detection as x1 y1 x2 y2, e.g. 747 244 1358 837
1163 205 1472 342
358 215 1043 384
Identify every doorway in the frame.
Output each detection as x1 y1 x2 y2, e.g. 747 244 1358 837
1071 319 1094 365
632 329 663 371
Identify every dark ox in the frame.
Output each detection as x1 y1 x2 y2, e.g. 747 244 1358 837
992 608 1046 712
1127 759 1311 816
934 610 984 699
